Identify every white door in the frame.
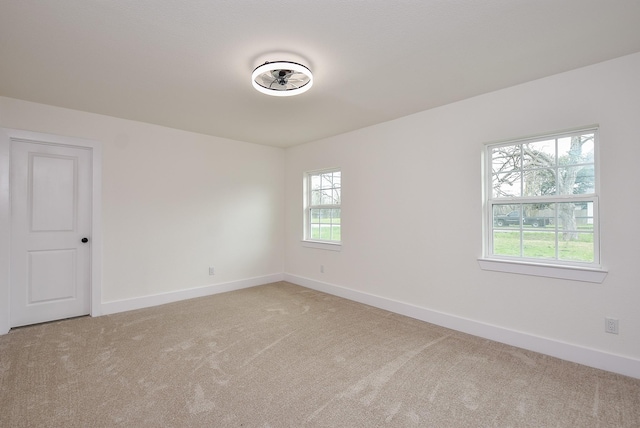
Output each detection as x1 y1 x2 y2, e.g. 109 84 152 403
10 140 92 327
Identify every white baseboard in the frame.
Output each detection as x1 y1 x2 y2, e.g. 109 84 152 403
284 273 640 379
101 273 284 316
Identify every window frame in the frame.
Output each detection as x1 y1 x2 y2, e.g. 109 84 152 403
480 127 607 282
303 168 342 249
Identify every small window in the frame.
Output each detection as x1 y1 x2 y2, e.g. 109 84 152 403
305 169 341 244
484 128 599 267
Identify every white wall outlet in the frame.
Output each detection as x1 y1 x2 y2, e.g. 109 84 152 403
605 317 619 334
209 266 215 275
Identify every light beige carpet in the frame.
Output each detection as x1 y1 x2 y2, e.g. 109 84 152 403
1 281 639 427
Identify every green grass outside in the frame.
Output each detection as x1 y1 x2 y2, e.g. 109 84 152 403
310 218 592 259
310 225 341 241
493 230 593 262
310 210 341 241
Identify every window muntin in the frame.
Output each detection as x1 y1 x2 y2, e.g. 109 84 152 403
486 129 598 266
305 169 341 243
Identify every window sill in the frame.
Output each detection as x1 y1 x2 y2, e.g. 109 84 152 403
302 240 342 251
477 258 607 283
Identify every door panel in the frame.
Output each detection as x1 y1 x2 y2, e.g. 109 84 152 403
10 140 91 327
28 249 77 303
31 154 76 231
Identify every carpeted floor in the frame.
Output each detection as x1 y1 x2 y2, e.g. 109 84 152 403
1 281 639 427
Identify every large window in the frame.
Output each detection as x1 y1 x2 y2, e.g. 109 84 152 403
305 169 341 244
484 128 599 267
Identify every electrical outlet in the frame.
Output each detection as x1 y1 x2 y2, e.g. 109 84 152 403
605 317 619 334
209 266 215 275
320 265 324 273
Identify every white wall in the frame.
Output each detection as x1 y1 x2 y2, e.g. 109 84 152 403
284 53 640 375
0 97 285 308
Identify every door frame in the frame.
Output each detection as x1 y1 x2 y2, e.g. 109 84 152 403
0 128 102 334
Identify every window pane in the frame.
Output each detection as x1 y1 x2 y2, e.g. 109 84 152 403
522 139 555 169
332 172 341 187
558 202 593 232
493 173 521 198
493 204 521 228
523 231 556 259
493 230 521 256
310 208 320 223
573 202 594 231
522 203 554 228
557 165 594 195
321 174 334 190
311 175 321 190
493 203 553 229
556 201 594 262
492 146 520 173
576 165 595 195
333 189 341 205
523 168 555 196
321 191 333 205
558 134 595 166
558 202 580 231
331 224 341 241
332 208 341 223
559 232 594 262
310 223 321 239
311 189 322 205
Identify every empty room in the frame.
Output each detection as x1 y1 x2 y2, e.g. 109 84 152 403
1 1 640 426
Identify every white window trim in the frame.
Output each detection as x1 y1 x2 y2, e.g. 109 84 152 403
301 240 342 251
481 127 606 282
477 258 607 283
303 168 342 249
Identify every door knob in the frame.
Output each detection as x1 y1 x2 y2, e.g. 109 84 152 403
81 237 89 243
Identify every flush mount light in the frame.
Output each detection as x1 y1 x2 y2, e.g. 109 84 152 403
252 61 313 97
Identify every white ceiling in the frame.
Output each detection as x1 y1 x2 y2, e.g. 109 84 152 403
2 1 640 148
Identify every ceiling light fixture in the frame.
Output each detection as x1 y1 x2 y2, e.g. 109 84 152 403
252 61 313 97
